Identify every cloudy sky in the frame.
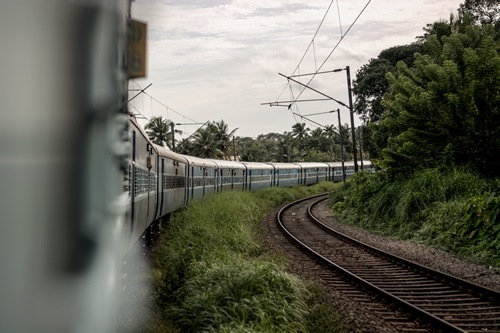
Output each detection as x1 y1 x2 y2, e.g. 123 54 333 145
131 0 462 139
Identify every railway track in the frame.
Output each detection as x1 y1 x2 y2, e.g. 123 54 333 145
278 194 500 333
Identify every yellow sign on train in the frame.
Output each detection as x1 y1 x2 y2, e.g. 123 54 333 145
128 19 147 78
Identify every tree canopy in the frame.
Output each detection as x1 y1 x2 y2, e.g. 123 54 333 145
144 116 174 148
352 0 499 178
352 43 424 122
376 24 499 178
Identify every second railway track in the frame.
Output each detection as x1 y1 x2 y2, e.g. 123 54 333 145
277 193 500 333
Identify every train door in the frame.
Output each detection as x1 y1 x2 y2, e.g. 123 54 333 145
216 168 221 192
184 163 189 205
130 130 136 237
201 167 205 196
158 158 165 216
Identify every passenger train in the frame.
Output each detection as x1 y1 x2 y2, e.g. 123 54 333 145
127 116 373 246
0 1 372 331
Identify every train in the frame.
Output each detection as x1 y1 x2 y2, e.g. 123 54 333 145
126 116 373 246
0 1 372 332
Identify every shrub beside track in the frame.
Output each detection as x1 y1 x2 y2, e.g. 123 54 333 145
148 182 345 333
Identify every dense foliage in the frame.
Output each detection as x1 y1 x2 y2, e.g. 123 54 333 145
145 116 174 148
352 44 425 123
330 171 499 267
380 24 499 178
149 183 345 333
353 1 499 179
330 0 500 273
147 116 358 162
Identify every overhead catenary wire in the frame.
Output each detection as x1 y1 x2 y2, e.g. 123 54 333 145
130 79 200 125
293 0 372 103
336 0 343 36
143 91 198 124
275 0 373 108
275 0 335 102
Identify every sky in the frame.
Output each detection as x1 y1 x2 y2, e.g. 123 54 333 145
130 0 462 139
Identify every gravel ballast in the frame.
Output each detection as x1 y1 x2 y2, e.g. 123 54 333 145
258 199 500 332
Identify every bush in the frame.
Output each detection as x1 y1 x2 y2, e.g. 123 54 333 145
330 168 498 266
453 193 500 266
151 182 345 332
169 260 310 333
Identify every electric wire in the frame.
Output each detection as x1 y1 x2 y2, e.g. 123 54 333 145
275 0 335 102
130 79 199 124
336 0 343 36
292 0 372 103
143 91 198 123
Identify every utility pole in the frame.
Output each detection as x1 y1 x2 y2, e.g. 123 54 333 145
336 109 346 183
275 69 359 174
170 122 175 152
346 66 358 172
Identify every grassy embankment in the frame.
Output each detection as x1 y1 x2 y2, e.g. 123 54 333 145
330 168 500 268
147 182 346 333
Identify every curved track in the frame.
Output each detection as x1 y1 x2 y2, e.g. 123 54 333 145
278 194 500 333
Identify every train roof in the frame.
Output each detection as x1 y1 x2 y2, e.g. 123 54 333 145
325 160 373 168
129 115 159 154
324 162 344 167
266 162 301 170
181 154 218 168
209 159 246 169
293 162 329 168
240 162 275 170
154 144 189 163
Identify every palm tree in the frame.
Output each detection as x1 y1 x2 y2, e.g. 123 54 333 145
291 122 310 140
212 120 238 159
273 132 299 162
176 138 194 155
191 125 220 158
144 116 174 148
323 124 339 158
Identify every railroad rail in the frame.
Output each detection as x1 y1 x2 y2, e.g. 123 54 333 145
277 194 500 333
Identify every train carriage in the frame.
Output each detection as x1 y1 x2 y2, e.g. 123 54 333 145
295 162 329 185
344 161 357 177
267 162 301 188
128 118 159 242
155 145 189 217
241 162 275 191
183 155 218 202
325 161 345 182
210 159 246 191
360 160 375 173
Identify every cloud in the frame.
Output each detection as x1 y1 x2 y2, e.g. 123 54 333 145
132 0 463 137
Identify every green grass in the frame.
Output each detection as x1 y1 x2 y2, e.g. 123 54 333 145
148 182 346 333
330 168 500 267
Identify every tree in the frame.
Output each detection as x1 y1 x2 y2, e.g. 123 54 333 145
376 24 499 178
238 137 270 162
459 0 500 26
176 138 194 155
352 44 425 122
191 124 220 158
212 120 238 160
144 116 174 148
291 122 310 141
273 132 299 162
